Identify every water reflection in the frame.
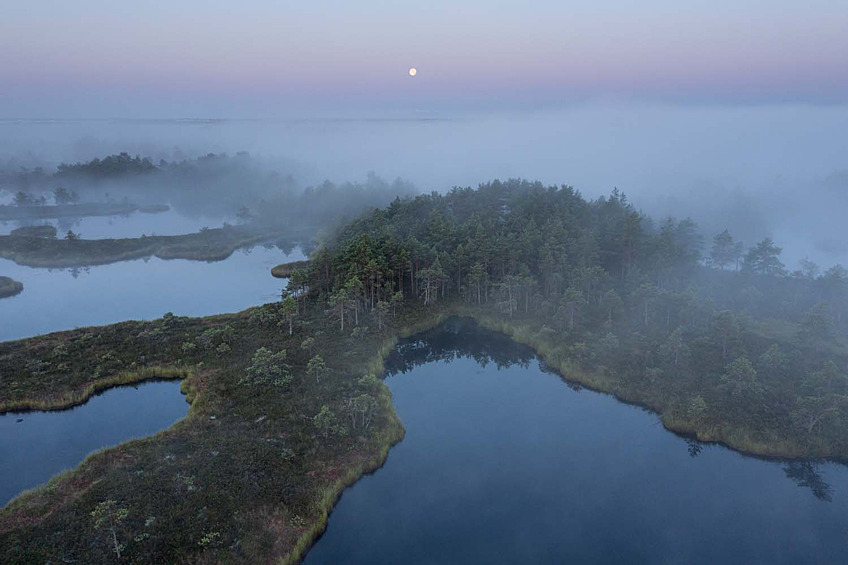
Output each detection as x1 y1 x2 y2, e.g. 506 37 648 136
686 438 704 458
1 380 188 507
387 318 836 503
0 208 231 239
784 461 833 502
385 318 534 376
308 318 848 565
0 244 300 341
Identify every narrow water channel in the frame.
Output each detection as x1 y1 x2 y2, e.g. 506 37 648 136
305 319 848 565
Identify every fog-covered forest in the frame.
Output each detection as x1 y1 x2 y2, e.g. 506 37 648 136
3 1 848 563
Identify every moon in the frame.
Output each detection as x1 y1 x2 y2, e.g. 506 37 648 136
408 68 417 77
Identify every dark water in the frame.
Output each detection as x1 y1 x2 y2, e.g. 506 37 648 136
305 319 848 565
0 380 188 507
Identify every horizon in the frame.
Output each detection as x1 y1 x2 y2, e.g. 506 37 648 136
3 1 847 118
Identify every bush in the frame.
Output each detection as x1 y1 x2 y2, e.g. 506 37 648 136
240 347 292 387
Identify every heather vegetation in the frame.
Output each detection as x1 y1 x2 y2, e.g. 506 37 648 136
0 302 439 563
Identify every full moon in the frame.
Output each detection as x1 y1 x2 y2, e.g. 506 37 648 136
408 68 417 77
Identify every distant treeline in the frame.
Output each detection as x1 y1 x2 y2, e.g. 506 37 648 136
2 152 418 227
2 152 261 186
56 153 157 178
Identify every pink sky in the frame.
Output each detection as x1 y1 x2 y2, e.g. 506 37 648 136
2 1 846 117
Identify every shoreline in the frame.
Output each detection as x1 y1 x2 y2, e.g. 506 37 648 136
0 366 190 414
1 304 844 562
461 309 843 463
0 226 289 268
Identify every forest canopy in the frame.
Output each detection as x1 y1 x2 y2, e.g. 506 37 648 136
300 179 848 458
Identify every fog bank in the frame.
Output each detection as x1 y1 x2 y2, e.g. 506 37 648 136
1 102 846 267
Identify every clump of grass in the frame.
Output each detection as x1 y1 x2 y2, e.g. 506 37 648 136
271 260 311 279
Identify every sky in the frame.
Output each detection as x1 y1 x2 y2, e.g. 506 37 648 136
2 0 847 117
2 1 847 271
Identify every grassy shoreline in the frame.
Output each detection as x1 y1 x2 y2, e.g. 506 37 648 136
0 366 190 413
462 308 843 462
0 225 285 268
0 305 449 563
1 303 844 562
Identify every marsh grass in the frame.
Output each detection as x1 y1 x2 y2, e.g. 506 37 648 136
0 366 190 413
271 260 311 279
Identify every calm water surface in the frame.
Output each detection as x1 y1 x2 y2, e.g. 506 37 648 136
0 208 233 238
305 319 848 565
0 380 188 507
0 245 300 341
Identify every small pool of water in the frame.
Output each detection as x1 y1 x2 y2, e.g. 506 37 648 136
305 319 848 565
0 380 189 507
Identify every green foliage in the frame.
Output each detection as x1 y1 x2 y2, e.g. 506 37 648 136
198 325 235 350
710 229 738 270
357 373 381 390
720 356 763 400
687 396 708 422
743 237 786 276
241 347 292 387
313 404 342 439
280 296 298 335
198 530 222 548
300 336 316 353
91 499 129 559
307 354 328 384
57 152 157 178
345 394 378 430
797 303 835 347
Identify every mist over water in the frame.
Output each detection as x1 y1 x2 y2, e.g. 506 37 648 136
2 102 846 268
4 1 848 562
